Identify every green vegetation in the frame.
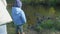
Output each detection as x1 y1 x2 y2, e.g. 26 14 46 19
6 0 59 4
6 0 60 34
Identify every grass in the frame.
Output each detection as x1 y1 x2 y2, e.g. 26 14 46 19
7 5 60 34
7 22 15 34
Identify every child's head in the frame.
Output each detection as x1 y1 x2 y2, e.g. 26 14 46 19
13 0 22 8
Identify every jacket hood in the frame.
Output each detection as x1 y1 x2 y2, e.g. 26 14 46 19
13 0 22 8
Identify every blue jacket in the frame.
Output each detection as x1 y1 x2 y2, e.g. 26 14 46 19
12 7 26 25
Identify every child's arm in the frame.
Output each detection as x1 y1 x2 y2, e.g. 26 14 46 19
21 10 27 23
16 8 27 23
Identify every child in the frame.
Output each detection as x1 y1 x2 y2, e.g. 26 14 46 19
11 0 26 34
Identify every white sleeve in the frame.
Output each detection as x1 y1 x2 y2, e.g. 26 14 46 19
2 0 7 7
